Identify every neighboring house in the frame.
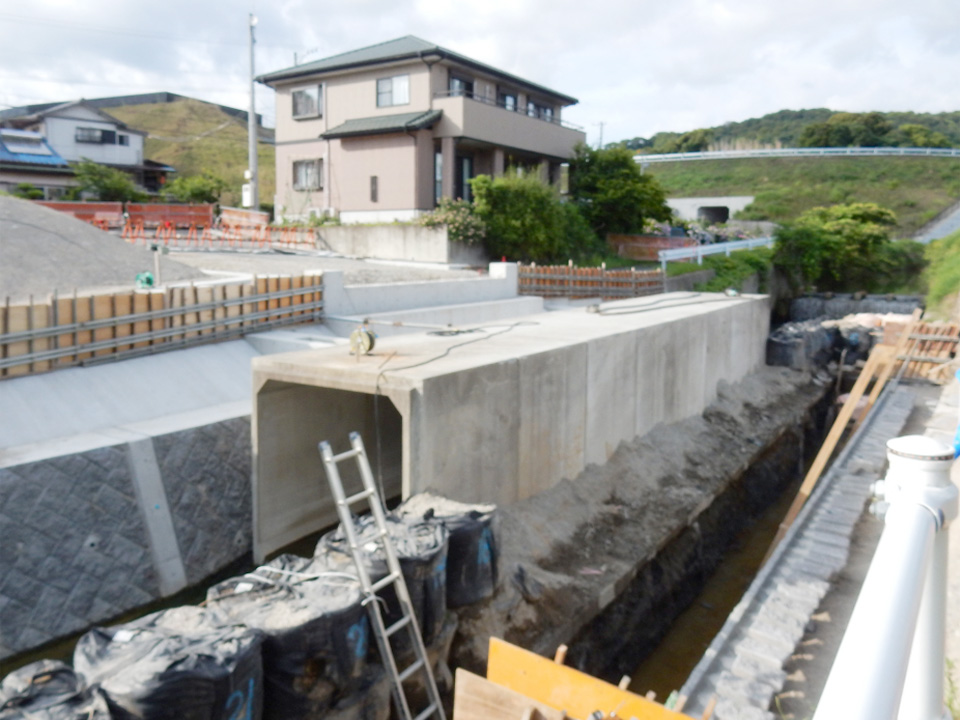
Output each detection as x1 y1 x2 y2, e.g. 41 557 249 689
258 35 586 224
0 101 174 192
0 128 74 198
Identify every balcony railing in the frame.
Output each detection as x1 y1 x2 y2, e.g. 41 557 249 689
433 89 583 131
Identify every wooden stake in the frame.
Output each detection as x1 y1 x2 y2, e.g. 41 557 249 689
762 343 892 565
701 696 717 720
553 644 568 665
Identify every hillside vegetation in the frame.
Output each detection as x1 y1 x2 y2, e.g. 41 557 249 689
108 99 275 208
647 156 960 235
623 109 960 153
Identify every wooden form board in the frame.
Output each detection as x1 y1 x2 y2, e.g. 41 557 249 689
0 274 325 378
454 669 566 720
486 638 686 720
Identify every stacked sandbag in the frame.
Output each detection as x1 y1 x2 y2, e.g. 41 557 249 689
396 493 499 608
0 660 110 720
318 514 448 649
205 554 369 720
73 606 263 720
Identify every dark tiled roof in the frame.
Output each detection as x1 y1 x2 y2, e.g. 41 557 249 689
322 109 443 139
258 35 578 105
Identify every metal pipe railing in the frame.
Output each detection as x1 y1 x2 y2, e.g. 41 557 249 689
658 236 774 272
813 435 958 720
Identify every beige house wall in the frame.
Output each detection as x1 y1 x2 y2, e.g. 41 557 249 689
274 140 327 221
329 134 418 213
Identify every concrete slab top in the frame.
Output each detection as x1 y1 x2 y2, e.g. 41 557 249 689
252 292 766 395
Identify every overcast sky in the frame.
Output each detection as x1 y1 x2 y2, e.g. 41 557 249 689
1 0 957 146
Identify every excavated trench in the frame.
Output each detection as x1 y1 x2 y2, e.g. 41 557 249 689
450 366 833 688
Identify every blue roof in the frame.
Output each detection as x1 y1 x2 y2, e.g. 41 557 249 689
0 129 69 167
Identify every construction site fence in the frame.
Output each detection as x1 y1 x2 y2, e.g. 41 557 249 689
34 201 215 229
882 320 959 384
121 222 318 251
517 263 665 300
607 234 697 262
0 274 324 378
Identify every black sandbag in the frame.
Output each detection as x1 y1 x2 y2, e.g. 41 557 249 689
0 660 110 720
205 553 369 720
397 493 498 607
73 606 263 720
318 514 448 646
322 666 391 720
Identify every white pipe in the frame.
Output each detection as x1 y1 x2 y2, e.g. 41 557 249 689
813 501 936 720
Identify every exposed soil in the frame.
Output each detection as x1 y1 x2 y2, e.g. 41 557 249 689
450 366 831 677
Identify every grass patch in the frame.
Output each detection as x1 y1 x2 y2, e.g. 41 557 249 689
108 99 276 209
924 228 960 318
646 156 960 236
695 247 773 292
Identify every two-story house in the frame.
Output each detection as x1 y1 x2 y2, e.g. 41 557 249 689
258 36 586 224
0 101 174 193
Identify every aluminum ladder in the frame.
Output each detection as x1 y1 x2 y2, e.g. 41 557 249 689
318 431 446 720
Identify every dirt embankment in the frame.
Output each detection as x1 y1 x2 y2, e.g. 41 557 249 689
451 366 829 675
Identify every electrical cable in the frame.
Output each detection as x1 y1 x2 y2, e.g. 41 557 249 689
591 293 745 316
370 320 538 494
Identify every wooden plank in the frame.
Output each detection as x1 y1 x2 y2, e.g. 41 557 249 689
763 343 893 564
54 295 75 366
4 302 30 377
75 294 94 361
486 637 686 720
92 293 115 358
132 293 151 349
196 286 215 337
114 292 133 353
31 298 50 373
453 669 566 720
851 309 922 433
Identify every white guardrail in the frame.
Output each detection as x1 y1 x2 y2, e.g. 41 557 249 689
658 236 774 272
813 436 958 720
636 147 960 164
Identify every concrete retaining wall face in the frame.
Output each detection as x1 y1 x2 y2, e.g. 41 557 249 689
0 417 253 661
153 418 252 586
0 446 160 659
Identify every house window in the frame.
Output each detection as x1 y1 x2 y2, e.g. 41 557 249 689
370 176 378 203
541 107 554 123
293 159 322 191
449 75 473 98
101 130 116 144
526 101 538 118
75 127 102 143
292 85 322 119
498 91 517 111
118 134 130 146
377 74 410 107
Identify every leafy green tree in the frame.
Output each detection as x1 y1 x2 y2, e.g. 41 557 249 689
773 202 900 291
418 197 486 246
569 144 671 240
163 173 228 204
470 173 601 263
12 183 44 200
894 124 952 148
73 159 144 201
798 112 893 147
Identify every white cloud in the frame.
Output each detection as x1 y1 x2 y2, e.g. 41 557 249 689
0 0 956 148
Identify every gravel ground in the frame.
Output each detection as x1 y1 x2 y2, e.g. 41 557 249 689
0 196 205 301
167 250 483 285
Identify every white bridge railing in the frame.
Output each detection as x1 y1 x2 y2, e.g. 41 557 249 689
636 147 960 164
814 436 958 720
658 236 774 272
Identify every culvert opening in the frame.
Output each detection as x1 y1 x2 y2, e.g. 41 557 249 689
255 380 403 562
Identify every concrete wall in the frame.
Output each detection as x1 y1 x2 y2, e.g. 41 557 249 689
321 264 518 320
667 196 755 222
0 417 251 660
251 292 770 560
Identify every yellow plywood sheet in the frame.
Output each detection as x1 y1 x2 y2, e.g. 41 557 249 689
487 638 685 720
454 669 566 720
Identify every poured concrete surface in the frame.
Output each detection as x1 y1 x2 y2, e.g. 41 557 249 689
251 292 771 561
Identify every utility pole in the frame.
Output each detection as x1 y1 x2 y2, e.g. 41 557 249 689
246 12 259 209
595 121 605 150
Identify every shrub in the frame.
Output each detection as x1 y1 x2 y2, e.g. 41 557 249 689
418 198 485 246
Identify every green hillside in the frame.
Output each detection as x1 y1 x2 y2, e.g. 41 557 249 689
623 109 960 153
646 156 960 235
109 99 275 209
